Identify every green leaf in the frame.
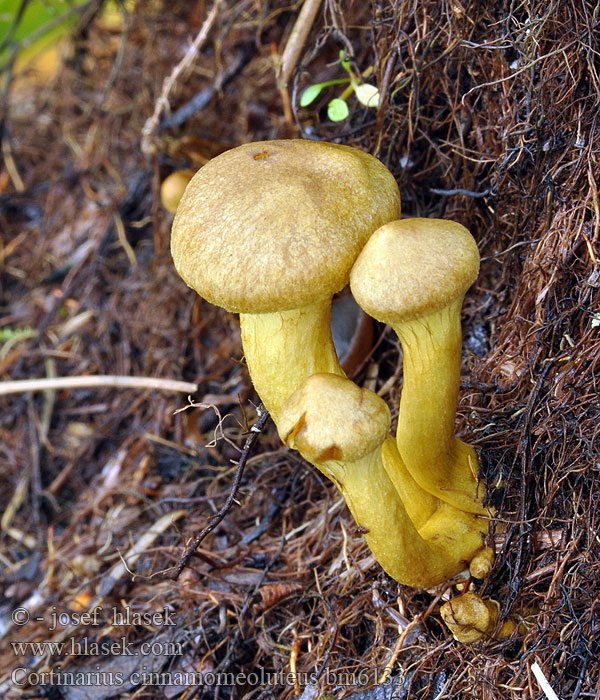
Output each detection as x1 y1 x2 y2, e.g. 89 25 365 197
0 0 89 70
327 98 349 122
592 313 600 328
0 326 36 342
339 50 352 74
353 83 380 108
299 83 323 107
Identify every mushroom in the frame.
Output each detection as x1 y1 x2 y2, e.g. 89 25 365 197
160 170 195 214
350 218 486 514
440 592 519 642
170 143 490 589
277 373 489 587
170 139 400 420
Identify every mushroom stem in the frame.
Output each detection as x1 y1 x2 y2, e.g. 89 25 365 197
242 306 440 526
380 434 438 528
393 299 484 513
239 299 343 420
350 218 487 515
337 447 451 586
311 440 486 588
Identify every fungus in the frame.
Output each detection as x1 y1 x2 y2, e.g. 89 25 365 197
170 142 491 591
469 546 495 579
350 218 486 514
170 139 400 420
277 373 489 587
440 592 519 642
160 170 195 214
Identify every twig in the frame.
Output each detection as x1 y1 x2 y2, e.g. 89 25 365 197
170 405 269 580
159 45 253 131
531 662 561 700
113 211 137 267
499 361 555 613
99 0 130 109
429 187 490 198
313 593 338 681
277 0 322 127
461 42 576 104
141 0 221 155
0 375 198 396
278 0 322 88
1 137 24 191
480 238 541 262
99 510 187 596
376 48 398 152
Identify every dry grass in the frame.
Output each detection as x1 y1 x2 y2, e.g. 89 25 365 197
0 1 598 698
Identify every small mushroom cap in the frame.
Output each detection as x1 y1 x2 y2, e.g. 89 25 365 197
440 592 498 643
277 373 391 463
350 218 479 324
469 547 494 579
171 140 400 313
160 170 195 214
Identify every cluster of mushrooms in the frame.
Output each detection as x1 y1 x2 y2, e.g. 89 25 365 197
170 139 499 640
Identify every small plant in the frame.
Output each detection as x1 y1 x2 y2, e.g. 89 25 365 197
0 0 88 73
299 51 380 122
0 0 132 78
0 326 36 343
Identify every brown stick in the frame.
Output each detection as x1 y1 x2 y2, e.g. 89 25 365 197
278 0 322 88
141 0 221 155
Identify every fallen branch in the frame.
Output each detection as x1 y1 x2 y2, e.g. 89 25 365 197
0 375 198 396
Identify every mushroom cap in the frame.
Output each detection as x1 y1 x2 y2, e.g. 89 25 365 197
350 218 479 323
440 592 499 643
171 140 400 313
277 373 391 463
160 170 195 214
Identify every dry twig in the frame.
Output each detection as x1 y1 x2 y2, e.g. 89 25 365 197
171 405 269 580
0 375 198 396
140 0 221 155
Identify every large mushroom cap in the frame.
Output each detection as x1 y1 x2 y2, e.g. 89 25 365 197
171 140 400 313
350 218 480 323
277 373 391 464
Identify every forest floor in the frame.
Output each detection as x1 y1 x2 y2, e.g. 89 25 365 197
0 1 598 699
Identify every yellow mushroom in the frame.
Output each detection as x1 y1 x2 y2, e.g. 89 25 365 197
350 218 487 515
160 170 195 214
170 143 491 590
278 373 489 587
440 592 519 642
469 546 495 579
170 139 400 420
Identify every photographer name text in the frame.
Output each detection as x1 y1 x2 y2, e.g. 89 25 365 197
11 605 176 631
